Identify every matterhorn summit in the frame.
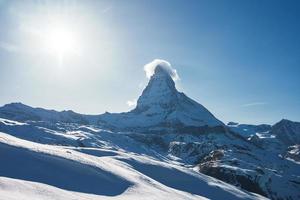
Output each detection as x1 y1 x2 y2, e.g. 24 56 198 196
100 60 223 131
136 64 178 110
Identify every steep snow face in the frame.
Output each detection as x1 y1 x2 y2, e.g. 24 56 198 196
100 65 223 129
136 65 178 110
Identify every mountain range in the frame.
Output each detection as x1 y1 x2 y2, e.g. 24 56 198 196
0 64 299 200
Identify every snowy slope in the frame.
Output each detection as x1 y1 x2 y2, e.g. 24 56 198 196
0 128 265 200
1 116 298 200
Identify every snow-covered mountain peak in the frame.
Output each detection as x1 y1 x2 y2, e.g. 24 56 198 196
135 64 177 111
120 61 224 129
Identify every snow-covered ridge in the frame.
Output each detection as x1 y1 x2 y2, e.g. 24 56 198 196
0 102 91 124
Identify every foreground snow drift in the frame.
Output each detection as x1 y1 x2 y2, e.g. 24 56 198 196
0 143 131 196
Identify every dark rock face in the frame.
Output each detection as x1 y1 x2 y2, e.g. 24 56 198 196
197 148 268 197
200 149 224 163
199 165 267 197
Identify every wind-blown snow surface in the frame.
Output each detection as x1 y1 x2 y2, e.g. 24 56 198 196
0 120 265 200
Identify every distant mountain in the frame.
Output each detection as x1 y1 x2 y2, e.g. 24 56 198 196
227 119 300 149
271 119 300 145
227 122 271 138
0 102 89 124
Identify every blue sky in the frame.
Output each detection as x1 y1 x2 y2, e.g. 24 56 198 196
0 0 299 124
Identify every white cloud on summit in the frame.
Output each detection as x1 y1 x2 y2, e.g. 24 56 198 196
144 59 180 81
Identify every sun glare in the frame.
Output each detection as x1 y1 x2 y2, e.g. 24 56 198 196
44 27 76 57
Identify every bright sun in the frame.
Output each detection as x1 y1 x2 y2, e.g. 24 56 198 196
47 29 75 54
43 25 78 59
33 21 82 66
16 3 84 66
